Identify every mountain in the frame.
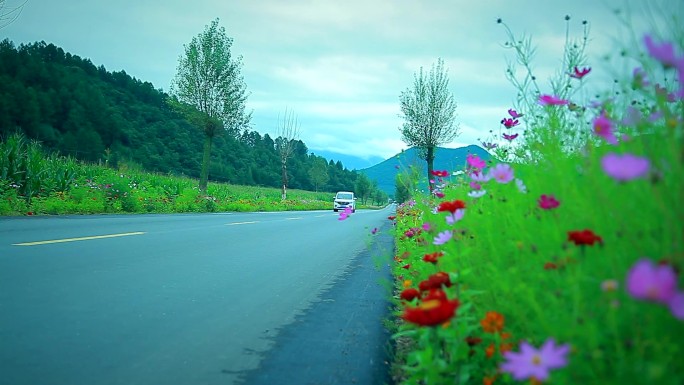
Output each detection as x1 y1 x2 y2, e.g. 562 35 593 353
310 149 385 171
359 145 492 196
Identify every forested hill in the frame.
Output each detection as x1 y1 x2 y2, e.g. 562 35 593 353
0 39 359 192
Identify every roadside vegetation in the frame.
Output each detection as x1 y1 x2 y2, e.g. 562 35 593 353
383 11 683 385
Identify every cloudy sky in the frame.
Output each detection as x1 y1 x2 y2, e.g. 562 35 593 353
2 0 679 163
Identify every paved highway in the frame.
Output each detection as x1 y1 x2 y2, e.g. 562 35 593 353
0 207 394 385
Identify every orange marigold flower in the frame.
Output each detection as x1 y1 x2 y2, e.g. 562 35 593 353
403 279 413 288
483 375 497 385
500 342 514 354
423 251 444 264
485 343 495 358
481 311 505 333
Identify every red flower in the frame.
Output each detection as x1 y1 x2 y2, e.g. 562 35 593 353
387 216 396 220
422 252 444 264
400 288 420 301
569 66 591 79
568 229 603 246
402 264 411 270
538 194 560 210
437 200 466 213
402 293 460 326
501 118 520 128
419 272 452 291
431 170 449 177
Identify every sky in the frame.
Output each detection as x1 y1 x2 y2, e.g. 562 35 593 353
1 0 680 164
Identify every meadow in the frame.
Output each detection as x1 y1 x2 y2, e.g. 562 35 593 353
384 18 684 385
0 133 340 216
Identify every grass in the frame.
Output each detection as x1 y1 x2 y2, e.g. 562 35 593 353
383 15 684 385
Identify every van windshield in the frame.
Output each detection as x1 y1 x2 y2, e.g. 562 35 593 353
336 193 353 200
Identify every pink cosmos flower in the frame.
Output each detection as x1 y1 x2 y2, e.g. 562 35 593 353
467 154 486 169
433 230 453 245
626 258 677 304
593 111 618 145
469 181 481 191
433 190 445 198
503 133 519 142
338 206 353 221
500 339 570 381
421 222 432 232
539 94 569 106
404 229 415 238
569 66 591 79
601 153 650 182
501 118 519 128
644 34 680 68
445 209 465 225
508 108 523 118
488 163 514 184
538 194 560 210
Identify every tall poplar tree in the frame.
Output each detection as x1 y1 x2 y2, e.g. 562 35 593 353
171 18 251 193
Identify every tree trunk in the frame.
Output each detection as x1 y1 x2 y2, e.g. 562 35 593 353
199 134 213 194
281 160 288 200
426 145 435 192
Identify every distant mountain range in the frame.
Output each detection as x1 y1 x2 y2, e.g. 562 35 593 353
311 149 385 171
359 145 492 195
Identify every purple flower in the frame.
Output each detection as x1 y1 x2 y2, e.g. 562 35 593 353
445 209 465 225
669 292 684 320
470 171 492 183
539 94 569 106
467 154 487 169
627 258 677 304
601 153 650 182
501 118 520 128
593 111 618 145
644 34 681 68
500 339 570 381
371 227 378 234
433 190 445 198
338 206 353 221
503 133 519 142
488 163 514 184
508 108 523 118
481 141 498 150
433 230 453 245
470 181 482 191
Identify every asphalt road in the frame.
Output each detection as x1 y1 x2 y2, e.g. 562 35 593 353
0 207 395 385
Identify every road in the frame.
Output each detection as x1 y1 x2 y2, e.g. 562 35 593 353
0 207 395 385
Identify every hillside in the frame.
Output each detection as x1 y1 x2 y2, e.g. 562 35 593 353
360 145 492 195
0 39 361 193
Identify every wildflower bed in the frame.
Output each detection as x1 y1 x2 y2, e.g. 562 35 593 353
384 20 683 385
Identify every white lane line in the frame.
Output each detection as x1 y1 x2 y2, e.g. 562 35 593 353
13 232 146 246
285 217 303 220
226 221 259 226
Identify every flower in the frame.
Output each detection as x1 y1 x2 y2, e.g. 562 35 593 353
632 67 650 89
503 133 519 142
423 252 444 264
470 181 482 191
431 170 449 177
481 311 505 333
371 227 378 234
433 230 453 245
433 190 445 198
500 339 570 381
400 288 421 301
338 206 353 220
401 293 460 327
593 111 618 145
421 222 432 232
419 272 452 291
515 178 527 193
567 229 603 246
644 34 681 68
621 106 643 126
508 108 523 118
501 118 520 128
626 258 677 304
470 171 492 183
468 190 487 198
481 141 498 150
569 66 591 79
446 209 465 225
601 153 650 182
404 229 415 238
544 262 558 270
488 163 514 184
539 94 569 106
538 194 560 210
437 199 466 213
467 153 487 169
669 292 684 320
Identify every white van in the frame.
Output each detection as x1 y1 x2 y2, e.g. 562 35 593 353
333 191 356 212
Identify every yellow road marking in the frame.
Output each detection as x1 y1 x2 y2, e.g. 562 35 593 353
13 232 146 246
226 221 259 226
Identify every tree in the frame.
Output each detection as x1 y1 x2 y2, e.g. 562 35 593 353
355 173 371 204
308 156 329 192
275 108 300 199
399 58 459 191
170 18 251 193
